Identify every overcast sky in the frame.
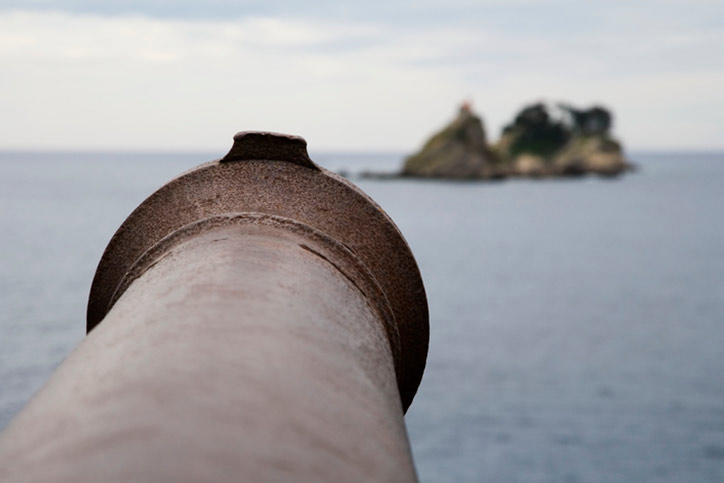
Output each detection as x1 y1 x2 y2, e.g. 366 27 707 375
1 1 722 151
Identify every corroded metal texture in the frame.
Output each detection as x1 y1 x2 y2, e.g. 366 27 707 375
0 132 429 481
87 131 428 411
0 218 418 481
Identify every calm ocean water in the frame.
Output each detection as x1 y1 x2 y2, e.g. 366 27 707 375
1 150 723 481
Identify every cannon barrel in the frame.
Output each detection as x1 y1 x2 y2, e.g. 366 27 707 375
0 132 429 482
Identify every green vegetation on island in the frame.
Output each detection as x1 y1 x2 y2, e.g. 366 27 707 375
398 101 632 179
402 102 498 178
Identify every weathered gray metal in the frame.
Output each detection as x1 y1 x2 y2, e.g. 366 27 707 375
0 132 429 481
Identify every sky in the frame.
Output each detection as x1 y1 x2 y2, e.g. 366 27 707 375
0 1 722 151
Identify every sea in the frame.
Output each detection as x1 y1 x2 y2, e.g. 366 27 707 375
1 150 723 482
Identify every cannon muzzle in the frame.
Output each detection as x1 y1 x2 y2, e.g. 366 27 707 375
0 132 429 482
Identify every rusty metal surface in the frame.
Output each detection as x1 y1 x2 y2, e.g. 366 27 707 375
87 131 428 411
221 131 317 169
2 221 417 481
110 212 403 383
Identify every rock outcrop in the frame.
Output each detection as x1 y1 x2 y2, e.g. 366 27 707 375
511 154 546 177
402 104 497 178
495 102 631 177
554 134 627 176
392 101 633 180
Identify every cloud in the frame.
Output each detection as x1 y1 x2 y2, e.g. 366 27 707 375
0 11 469 150
0 6 722 150
0 0 546 21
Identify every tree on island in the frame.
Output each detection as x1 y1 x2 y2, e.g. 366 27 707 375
501 103 571 159
398 101 631 179
558 104 612 136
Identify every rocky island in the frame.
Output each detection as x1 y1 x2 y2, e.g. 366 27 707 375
395 102 633 179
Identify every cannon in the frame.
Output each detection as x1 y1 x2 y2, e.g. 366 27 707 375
0 132 429 482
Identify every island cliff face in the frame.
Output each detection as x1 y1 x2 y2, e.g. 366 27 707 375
402 102 632 179
402 104 497 178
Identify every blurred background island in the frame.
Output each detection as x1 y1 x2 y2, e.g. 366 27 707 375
389 102 633 180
